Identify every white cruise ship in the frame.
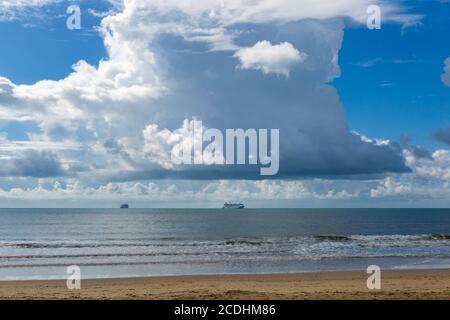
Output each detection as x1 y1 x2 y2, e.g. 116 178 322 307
223 202 245 209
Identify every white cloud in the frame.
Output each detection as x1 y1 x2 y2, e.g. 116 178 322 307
0 132 7 143
352 57 382 68
0 179 357 204
0 147 450 206
410 149 450 181
100 0 418 52
234 41 307 77
365 149 450 201
441 57 450 87
0 140 81 152
370 176 411 198
0 0 59 21
0 77 15 94
119 0 416 26
142 119 206 169
0 0 56 10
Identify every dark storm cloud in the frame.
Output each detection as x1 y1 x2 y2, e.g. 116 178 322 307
391 134 432 160
0 150 66 178
433 126 450 146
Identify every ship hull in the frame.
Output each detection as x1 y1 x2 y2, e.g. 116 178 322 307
222 204 245 209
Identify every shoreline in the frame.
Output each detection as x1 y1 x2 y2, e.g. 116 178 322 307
1 268 450 299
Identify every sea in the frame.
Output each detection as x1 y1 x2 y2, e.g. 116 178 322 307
0 208 450 280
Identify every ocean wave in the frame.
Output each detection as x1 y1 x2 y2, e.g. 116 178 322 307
0 250 283 260
0 238 273 249
417 234 450 240
314 235 352 241
2 253 450 269
1 234 450 251
314 234 450 242
0 241 216 249
224 239 272 246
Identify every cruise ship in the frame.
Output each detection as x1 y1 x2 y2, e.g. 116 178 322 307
223 202 245 209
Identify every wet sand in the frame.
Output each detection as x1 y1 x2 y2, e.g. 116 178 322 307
1 269 450 300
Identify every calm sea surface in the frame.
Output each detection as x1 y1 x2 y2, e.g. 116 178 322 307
0 208 450 280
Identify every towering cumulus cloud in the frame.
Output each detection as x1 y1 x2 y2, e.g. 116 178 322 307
0 0 421 203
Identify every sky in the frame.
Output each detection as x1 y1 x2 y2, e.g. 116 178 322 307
0 0 449 208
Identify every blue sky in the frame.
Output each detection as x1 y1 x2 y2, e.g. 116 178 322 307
0 0 449 207
337 0 450 150
0 1 107 84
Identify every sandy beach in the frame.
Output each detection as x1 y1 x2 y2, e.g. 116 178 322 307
0 269 449 300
